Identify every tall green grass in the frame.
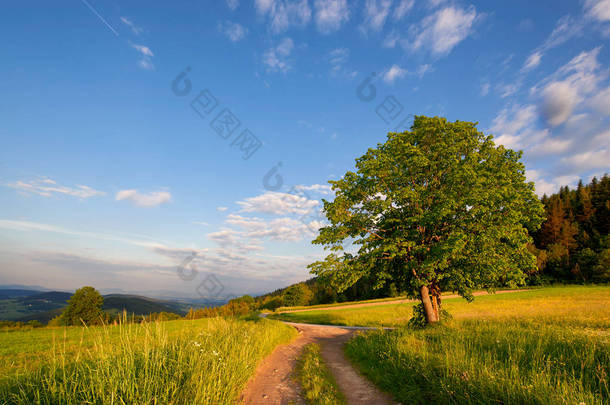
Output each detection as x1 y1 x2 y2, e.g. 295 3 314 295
346 319 609 404
0 316 295 404
297 343 346 405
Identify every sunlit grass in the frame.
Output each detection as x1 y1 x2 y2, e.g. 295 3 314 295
297 343 345 405
275 286 610 403
346 319 609 404
271 286 610 330
0 316 296 404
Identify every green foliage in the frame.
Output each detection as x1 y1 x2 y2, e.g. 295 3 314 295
407 303 452 329
309 116 544 309
533 175 610 282
260 296 284 311
59 286 104 326
282 283 314 307
297 343 346 405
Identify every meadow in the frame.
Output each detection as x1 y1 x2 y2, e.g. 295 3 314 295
0 316 295 404
274 285 609 404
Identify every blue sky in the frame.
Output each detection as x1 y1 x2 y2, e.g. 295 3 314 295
1 0 609 299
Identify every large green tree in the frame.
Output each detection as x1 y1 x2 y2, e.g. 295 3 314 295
309 116 545 324
60 286 104 326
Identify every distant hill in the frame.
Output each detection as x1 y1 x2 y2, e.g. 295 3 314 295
0 290 189 323
102 294 189 316
0 289 44 299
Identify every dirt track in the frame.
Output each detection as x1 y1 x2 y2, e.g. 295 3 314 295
241 289 525 404
240 322 397 405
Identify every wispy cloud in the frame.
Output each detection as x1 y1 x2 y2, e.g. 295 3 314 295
0 219 165 249
361 0 393 33
521 15 584 72
254 0 311 33
4 178 105 199
226 0 239 11
408 5 477 56
393 0 414 20
314 0 349 34
237 190 318 216
115 189 171 207
382 64 407 83
120 16 143 35
130 43 155 70
262 37 294 73
218 20 248 42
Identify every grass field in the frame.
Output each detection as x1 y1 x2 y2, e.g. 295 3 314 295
297 343 345 405
270 286 610 329
0 316 296 404
273 286 610 404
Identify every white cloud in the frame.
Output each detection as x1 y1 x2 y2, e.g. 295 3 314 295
480 82 490 96
226 0 239 11
130 43 154 70
217 206 229 212
218 21 248 42
409 5 477 56
0 219 164 249
561 149 610 171
382 64 407 83
535 47 604 126
585 0 610 22
590 86 610 114
382 30 400 48
237 190 319 215
115 189 171 207
541 81 578 126
393 0 414 20
328 47 349 73
361 0 393 33
526 170 579 197
527 137 573 155
5 178 105 199
262 38 294 73
521 15 584 73
522 51 542 71
130 43 153 57
255 0 311 33
120 17 143 35
226 214 318 242
490 104 547 150
294 184 333 193
314 0 349 34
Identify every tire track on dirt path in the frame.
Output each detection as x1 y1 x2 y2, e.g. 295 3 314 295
240 321 397 405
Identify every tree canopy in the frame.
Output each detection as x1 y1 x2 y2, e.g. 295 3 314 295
60 286 104 326
309 116 545 323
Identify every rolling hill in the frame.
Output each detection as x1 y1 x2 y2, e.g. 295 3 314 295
0 289 191 323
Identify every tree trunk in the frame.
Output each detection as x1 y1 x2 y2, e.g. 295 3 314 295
419 285 439 323
430 281 442 321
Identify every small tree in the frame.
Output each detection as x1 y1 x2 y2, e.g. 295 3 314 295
60 286 104 326
283 283 313 307
309 116 545 324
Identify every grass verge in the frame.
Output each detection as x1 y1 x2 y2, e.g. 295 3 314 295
297 343 346 405
345 319 609 404
0 316 296 404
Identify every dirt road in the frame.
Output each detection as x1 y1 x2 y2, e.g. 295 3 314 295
241 289 525 404
240 322 397 405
